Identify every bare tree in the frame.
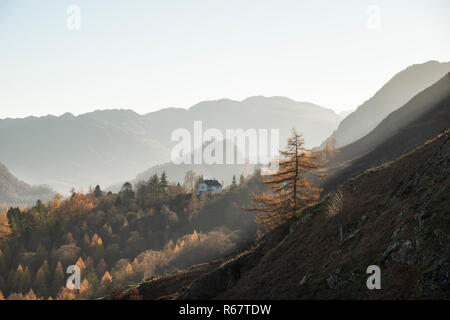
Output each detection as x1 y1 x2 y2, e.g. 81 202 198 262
327 187 345 244
183 170 197 193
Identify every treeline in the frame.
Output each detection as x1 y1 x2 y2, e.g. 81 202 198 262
0 171 263 300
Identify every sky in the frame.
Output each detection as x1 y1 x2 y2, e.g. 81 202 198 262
0 0 449 119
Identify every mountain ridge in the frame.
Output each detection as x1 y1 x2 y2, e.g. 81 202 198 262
0 96 341 194
321 60 450 148
322 72 450 193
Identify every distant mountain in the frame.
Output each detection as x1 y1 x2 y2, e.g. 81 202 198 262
322 60 450 148
142 96 340 150
0 97 340 194
0 112 169 194
322 72 450 193
0 162 54 207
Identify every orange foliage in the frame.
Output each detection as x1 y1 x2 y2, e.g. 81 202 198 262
247 129 323 230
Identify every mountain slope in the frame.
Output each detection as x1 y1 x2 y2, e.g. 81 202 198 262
322 60 450 147
322 72 450 193
120 129 449 300
213 129 450 299
0 162 54 207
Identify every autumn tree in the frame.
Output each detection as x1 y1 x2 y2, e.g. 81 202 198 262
188 193 200 220
0 207 11 245
55 287 76 300
231 175 237 188
0 250 6 277
160 171 168 192
51 261 64 294
75 257 86 272
116 182 135 207
246 129 323 230
98 271 112 295
322 137 338 161
93 185 104 198
33 266 47 296
184 170 197 193
327 187 348 244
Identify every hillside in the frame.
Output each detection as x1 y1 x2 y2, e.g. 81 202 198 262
322 72 450 193
117 129 450 299
0 162 54 207
0 97 340 194
321 60 450 148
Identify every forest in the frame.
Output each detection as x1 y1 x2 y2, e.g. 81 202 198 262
0 171 265 300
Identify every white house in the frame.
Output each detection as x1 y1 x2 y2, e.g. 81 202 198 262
197 179 223 195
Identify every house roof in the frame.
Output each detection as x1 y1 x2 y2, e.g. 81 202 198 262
201 179 222 187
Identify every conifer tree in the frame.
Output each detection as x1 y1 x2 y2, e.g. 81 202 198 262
0 208 11 245
22 266 32 293
51 261 64 295
99 271 112 295
75 257 86 272
33 267 47 297
93 185 104 198
0 250 6 276
0 275 5 294
160 171 168 191
13 265 24 293
246 129 323 230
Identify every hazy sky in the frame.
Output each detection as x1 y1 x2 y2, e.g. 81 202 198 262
1 0 449 119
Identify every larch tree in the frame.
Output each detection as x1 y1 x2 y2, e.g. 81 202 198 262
246 129 323 230
52 261 64 294
0 208 11 245
160 171 168 192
